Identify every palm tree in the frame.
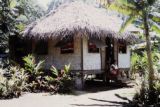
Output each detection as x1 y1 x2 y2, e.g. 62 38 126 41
99 0 160 103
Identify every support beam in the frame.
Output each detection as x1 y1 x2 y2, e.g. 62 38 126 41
80 37 84 89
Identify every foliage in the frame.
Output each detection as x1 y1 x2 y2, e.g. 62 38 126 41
130 50 160 106
0 66 28 99
16 0 45 24
131 51 160 75
0 0 46 95
23 54 44 74
132 78 160 106
0 54 73 99
105 0 160 34
131 53 147 75
0 0 19 67
0 0 45 67
47 64 73 93
22 54 73 93
22 54 45 92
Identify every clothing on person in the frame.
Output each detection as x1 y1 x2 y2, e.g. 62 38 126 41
110 63 118 75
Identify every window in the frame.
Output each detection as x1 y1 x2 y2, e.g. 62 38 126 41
60 37 74 54
119 42 127 54
88 40 99 53
35 40 48 55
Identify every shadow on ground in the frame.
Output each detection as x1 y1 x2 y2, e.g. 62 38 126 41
72 79 133 96
71 80 136 106
71 94 136 107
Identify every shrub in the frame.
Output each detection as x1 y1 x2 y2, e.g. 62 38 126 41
48 64 73 93
22 54 46 92
132 75 160 106
131 52 160 78
22 55 73 93
0 66 28 99
0 54 74 99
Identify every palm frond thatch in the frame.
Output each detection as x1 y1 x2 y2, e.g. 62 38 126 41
23 1 138 42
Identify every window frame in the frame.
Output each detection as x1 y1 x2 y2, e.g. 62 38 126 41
88 40 99 53
60 37 74 54
118 42 127 54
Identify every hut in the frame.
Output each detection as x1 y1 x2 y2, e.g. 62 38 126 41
22 1 138 83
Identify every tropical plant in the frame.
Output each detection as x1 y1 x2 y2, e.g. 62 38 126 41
133 76 160 106
23 55 44 74
131 51 160 76
22 54 45 91
22 55 73 93
131 53 146 76
0 66 28 99
48 64 73 93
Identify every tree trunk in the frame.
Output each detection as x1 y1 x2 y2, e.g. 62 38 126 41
143 10 155 103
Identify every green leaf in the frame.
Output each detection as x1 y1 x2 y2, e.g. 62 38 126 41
150 21 160 34
51 66 58 77
10 0 17 8
64 64 70 74
149 13 160 23
16 23 25 31
120 16 136 33
116 0 136 8
35 60 44 73
107 1 140 16
45 76 55 82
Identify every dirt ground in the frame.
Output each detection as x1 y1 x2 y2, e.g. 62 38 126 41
0 81 136 107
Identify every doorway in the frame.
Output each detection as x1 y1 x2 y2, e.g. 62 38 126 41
104 37 114 80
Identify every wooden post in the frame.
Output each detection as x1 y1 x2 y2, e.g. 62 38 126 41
100 48 102 71
74 36 84 90
81 37 84 89
117 40 119 66
81 37 83 71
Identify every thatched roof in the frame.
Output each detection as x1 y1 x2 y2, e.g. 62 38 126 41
23 1 138 42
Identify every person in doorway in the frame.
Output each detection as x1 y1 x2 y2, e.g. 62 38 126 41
110 60 119 77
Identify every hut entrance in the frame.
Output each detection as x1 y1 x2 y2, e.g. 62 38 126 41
104 37 114 81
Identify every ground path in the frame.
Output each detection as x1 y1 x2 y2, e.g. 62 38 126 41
0 87 135 107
